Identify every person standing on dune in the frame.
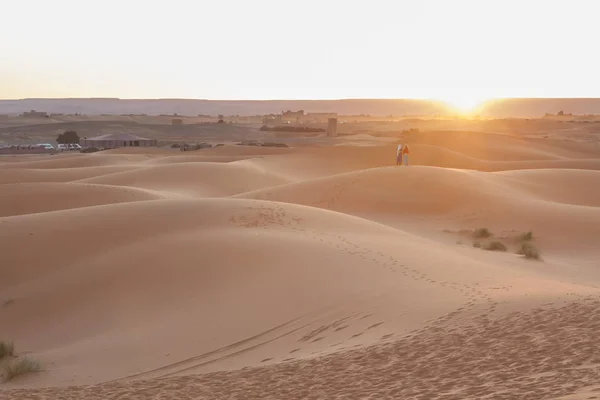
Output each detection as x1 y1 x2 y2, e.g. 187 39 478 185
402 144 410 166
396 144 403 166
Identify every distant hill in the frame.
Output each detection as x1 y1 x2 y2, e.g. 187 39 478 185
2 97 600 118
474 98 600 118
0 98 450 117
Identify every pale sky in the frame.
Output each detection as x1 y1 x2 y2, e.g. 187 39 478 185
1 0 598 109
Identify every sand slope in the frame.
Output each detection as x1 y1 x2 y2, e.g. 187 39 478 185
0 165 141 184
76 162 292 197
2 132 600 399
0 183 167 217
237 166 600 253
2 198 594 391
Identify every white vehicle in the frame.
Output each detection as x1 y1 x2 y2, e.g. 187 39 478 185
57 143 82 151
37 143 55 150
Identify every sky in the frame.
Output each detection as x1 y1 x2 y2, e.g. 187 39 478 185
1 0 599 109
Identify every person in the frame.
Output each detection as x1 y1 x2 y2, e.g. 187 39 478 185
396 144 403 165
402 144 410 166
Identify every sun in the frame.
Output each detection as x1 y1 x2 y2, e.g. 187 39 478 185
439 94 490 114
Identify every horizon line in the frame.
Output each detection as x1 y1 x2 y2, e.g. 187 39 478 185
4 96 600 102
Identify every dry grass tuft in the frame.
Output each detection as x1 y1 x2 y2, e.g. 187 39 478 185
2 357 41 381
473 228 493 239
517 242 541 260
0 341 14 359
485 241 508 252
1 299 15 308
518 231 534 241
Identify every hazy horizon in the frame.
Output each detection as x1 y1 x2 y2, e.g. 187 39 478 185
3 0 599 111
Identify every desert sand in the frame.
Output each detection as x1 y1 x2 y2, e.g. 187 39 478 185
1 130 600 399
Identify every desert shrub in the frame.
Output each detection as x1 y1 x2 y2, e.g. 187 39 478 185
518 231 533 241
2 299 14 308
192 142 212 150
261 142 289 148
81 146 101 153
2 357 41 381
517 242 541 260
485 241 507 252
0 341 14 359
473 228 493 239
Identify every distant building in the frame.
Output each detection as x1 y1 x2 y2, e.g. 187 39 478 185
327 118 338 137
281 110 304 124
80 133 157 148
262 115 282 126
305 112 337 123
21 110 48 118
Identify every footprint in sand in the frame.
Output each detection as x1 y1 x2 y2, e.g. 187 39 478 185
289 348 300 354
368 322 384 330
260 358 273 363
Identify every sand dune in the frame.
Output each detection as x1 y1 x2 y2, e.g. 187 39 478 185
239 144 600 182
141 154 258 165
0 182 167 217
76 162 291 197
0 198 465 385
238 166 600 254
491 168 600 206
0 153 152 170
2 198 594 390
406 130 598 160
2 131 600 399
0 165 142 185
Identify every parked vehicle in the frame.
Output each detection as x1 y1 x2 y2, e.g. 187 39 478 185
57 143 82 151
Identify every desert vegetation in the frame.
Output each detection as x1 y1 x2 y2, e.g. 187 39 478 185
485 241 508 252
0 341 41 382
56 130 80 145
515 232 541 260
2 299 14 308
0 341 14 359
472 228 493 239
2 357 41 382
461 228 540 258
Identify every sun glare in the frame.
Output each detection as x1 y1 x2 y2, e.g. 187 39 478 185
440 95 490 114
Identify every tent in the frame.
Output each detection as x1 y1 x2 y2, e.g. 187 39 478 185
80 133 157 149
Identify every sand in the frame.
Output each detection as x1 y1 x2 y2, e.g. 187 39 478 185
1 131 600 399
